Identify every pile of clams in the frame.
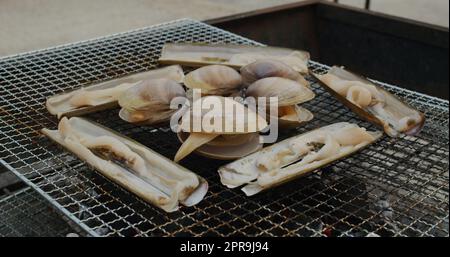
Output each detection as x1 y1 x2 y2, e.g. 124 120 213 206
42 42 425 208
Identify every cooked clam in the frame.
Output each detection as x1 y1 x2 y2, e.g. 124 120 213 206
118 78 186 125
158 43 310 74
245 77 315 106
174 96 268 162
245 77 315 128
42 117 208 212
240 60 310 87
183 65 242 96
314 66 425 137
46 65 184 118
218 122 382 196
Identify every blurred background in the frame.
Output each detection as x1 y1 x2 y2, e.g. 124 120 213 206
0 0 448 57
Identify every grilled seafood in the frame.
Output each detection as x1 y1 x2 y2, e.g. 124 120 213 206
46 65 184 118
218 122 382 196
118 78 186 125
158 43 310 74
183 65 242 96
174 96 268 162
42 117 208 212
314 66 425 137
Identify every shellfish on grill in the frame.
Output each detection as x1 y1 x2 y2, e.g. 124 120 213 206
158 43 310 74
245 77 315 129
240 59 310 87
174 96 268 162
218 122 382 196
313 66 425 137
183 65 242 96
42 117 208 212
45 65 184 118
118 78 186 125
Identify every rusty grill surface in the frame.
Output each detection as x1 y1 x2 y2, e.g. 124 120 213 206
0 19 448 237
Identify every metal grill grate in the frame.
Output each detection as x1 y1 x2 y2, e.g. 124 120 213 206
0 188 79 237
0 19 448 237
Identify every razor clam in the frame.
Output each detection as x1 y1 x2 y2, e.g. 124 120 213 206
240 59 310 87
174 96 268 162
46 65 184 118
218 122 382 196
183 65 242 96
118 78 186 125
41 117 207 212
313 66 425 137
158 43 310 74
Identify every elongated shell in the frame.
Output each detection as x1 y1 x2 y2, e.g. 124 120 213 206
245 77 315 107
177 132 262 160
240 59 310 87
45 65 184 118
218 122 382 196
313 66 425 137
158 43 310 74
184 65 242 96
118 78 186 125
41 117 207 212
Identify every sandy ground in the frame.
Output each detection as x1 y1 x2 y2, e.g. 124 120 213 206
0 0 448 57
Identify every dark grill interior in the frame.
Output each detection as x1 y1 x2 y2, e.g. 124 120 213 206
0 19 448 237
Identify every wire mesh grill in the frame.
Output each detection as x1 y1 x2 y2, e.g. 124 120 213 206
0 187 79 237
0 19 448 237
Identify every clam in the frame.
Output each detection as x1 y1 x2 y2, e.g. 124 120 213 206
118 78 186 125
245 77 315 128
158 43 310 74
174 96 268 162
218 122 382 196
240 59 310 87
46 65 184 118
183 65 242 96
42 117 208 212
313 66 425 137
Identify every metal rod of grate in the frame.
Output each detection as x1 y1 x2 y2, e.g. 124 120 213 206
0 187 81 237
0 19 448 237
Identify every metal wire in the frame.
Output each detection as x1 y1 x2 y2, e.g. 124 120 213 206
0 19 448 237
0 187 80 237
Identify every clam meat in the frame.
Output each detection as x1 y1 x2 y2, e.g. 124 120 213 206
314 66 425 137
218 122 382 196
46 65 184 118
42 117 208 212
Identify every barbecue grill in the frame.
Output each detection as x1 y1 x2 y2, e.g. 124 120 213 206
0 18 448 237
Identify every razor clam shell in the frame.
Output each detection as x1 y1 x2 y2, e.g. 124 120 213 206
41 117 207 212
177 132 262 160
158 43 310 74
218 122 382 196
313 66 425 137
46 65 185 119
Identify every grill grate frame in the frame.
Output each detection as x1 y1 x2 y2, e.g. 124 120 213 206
0 19 448 237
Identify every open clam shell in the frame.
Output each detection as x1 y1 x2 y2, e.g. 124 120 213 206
174 96 268 162
177 132 262 160
46 65 184 118
158 43 310 74
313 66 425 137
41 117 207 212
278 105 314 129
218 122 382 196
